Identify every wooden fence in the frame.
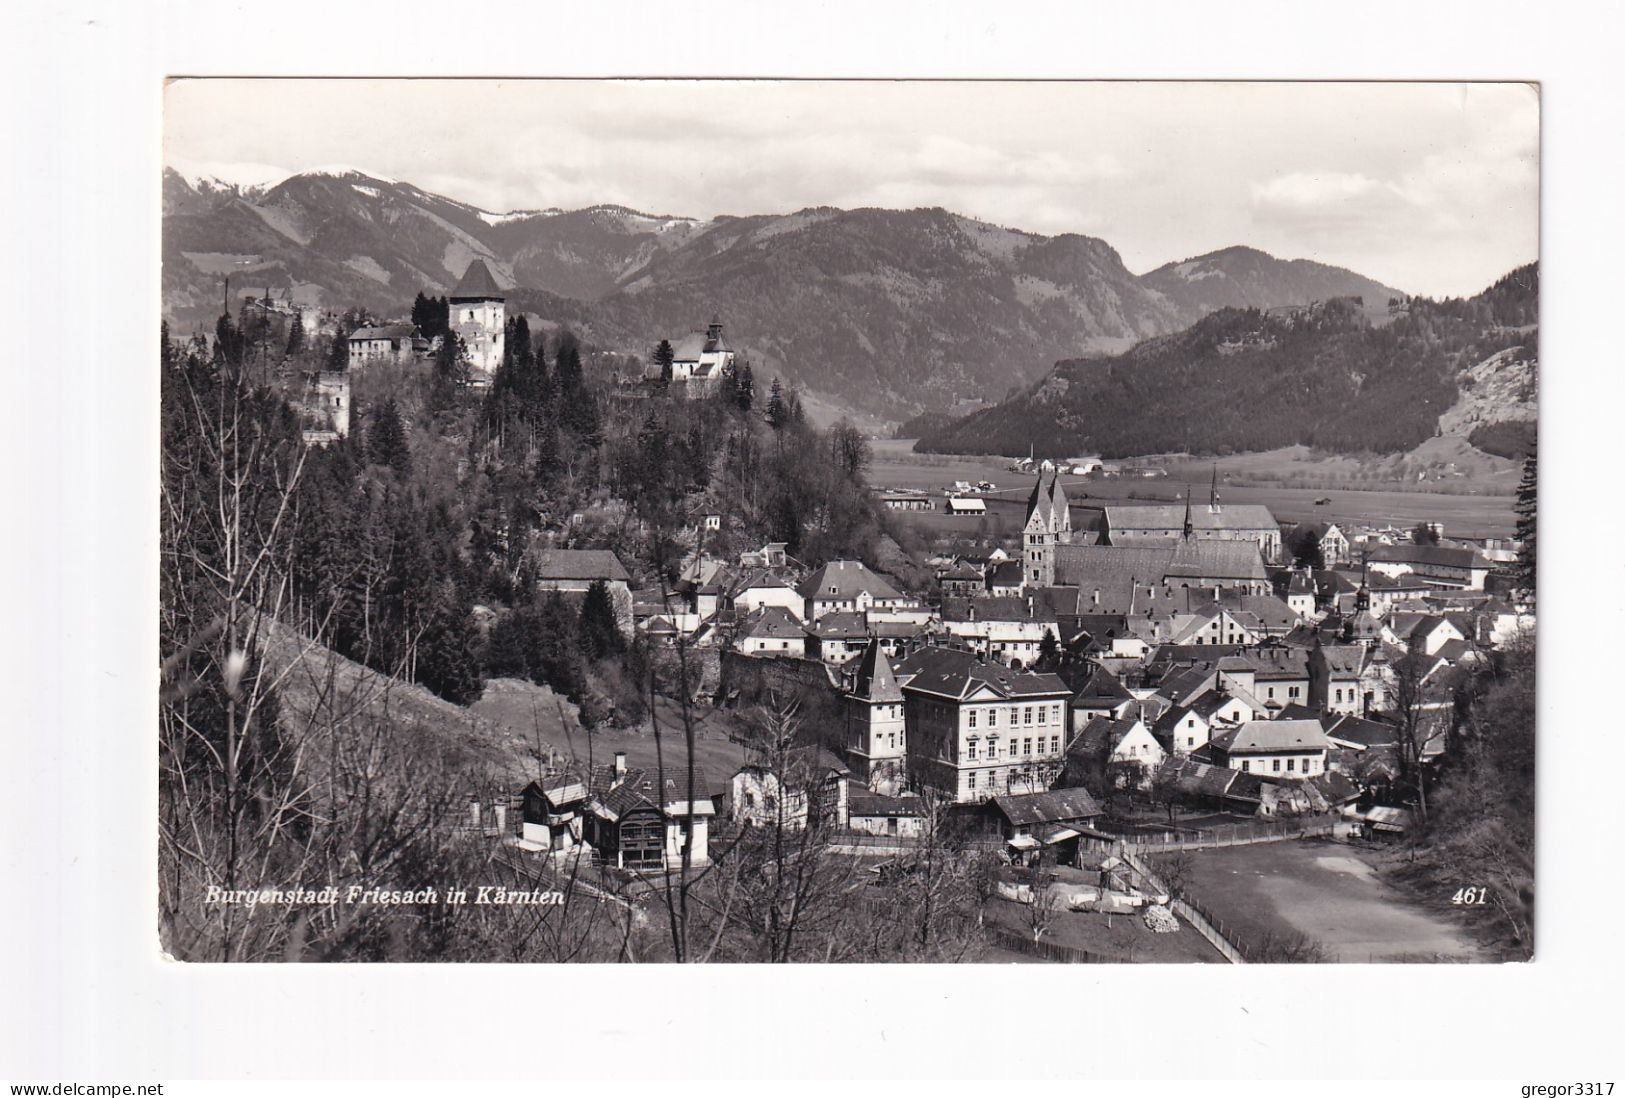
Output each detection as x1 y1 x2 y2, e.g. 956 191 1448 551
985 926 1109 963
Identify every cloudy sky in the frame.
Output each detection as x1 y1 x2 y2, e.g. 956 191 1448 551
165 79 1538 298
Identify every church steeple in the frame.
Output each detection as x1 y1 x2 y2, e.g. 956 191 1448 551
1209 464 1221 513
1182 488 1194 540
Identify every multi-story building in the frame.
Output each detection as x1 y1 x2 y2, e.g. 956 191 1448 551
799 560 913 622
844 642 908 794
893 646 1071 803
1209 719 1332 778
448 258 505 385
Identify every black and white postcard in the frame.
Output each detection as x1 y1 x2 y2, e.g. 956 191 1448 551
156 78 1539 966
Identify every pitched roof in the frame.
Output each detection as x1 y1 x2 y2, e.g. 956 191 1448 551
738 605 806 640
798 560 901 602
348 323 417 341
1054 541 1266 588
1066 663 1132 703
1316 644 1365 676
940 560 984 581
893 646 1068 702
849 641 904 704
992 787 1102 826
594 767 715 819
1369 544 1489 569
1073 715 1146 757
1324 713 1399 749
1236 647 1311 679
532 548 630 583
449 258 505 300
1024 468 1069 528
808 610 868 638
940 596 1056 625
1105 503 1277 533
1210 719 1331 755
986 559 1025 587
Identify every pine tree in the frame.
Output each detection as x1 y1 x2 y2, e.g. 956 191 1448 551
1514 444 1536 602
1037 629 1060 671
578 579 623 660
765 377 787 430
368 398 412 477
285 313 305 358
735 362 755 413
214 311 244 371
556 335 584 392
534 413 560 483
327 324 350 372
653 339 675 392
432 332 467 408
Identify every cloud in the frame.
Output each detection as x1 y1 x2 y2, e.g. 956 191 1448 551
163 79 1538 297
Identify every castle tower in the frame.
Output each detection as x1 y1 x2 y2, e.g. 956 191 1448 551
448 258 505 386
846 642 907 793
1022 461 1072 590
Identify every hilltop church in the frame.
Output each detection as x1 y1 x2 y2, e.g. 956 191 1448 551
645 315 736 397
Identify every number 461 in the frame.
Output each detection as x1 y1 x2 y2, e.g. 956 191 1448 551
1452 887 1488 905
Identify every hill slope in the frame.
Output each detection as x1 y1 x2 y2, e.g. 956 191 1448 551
163 167 1406 418
916 264 1538 459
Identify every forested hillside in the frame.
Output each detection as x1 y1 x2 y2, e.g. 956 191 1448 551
164 167 1404 421
917 264 1538 458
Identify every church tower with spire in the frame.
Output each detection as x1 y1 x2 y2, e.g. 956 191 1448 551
1022 461 1072 589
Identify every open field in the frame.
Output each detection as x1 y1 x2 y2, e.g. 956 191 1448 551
1171 839 1486 962
471 680 752 796
873 439 1517 538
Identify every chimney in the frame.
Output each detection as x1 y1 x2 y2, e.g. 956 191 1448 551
968 604 976 622
613 751 627 782
1092 588 1100 606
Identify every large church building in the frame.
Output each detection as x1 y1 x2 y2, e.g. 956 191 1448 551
1103 472 1280 560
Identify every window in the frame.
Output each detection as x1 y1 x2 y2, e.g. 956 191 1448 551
968 711 977 729
1023 738 1032 756
968 772 977 790
1289 687 1301 699
967 743 978 760
1023 707 1032 726
1187 737 1195 748
1268 687 1276 698
1050 736 1060 753
1272 759 1281 772
1242 761 1250 772
1286 757 1296 772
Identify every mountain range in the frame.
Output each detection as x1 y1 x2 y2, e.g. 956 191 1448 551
915 264 1539 459
163 166 1407 421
